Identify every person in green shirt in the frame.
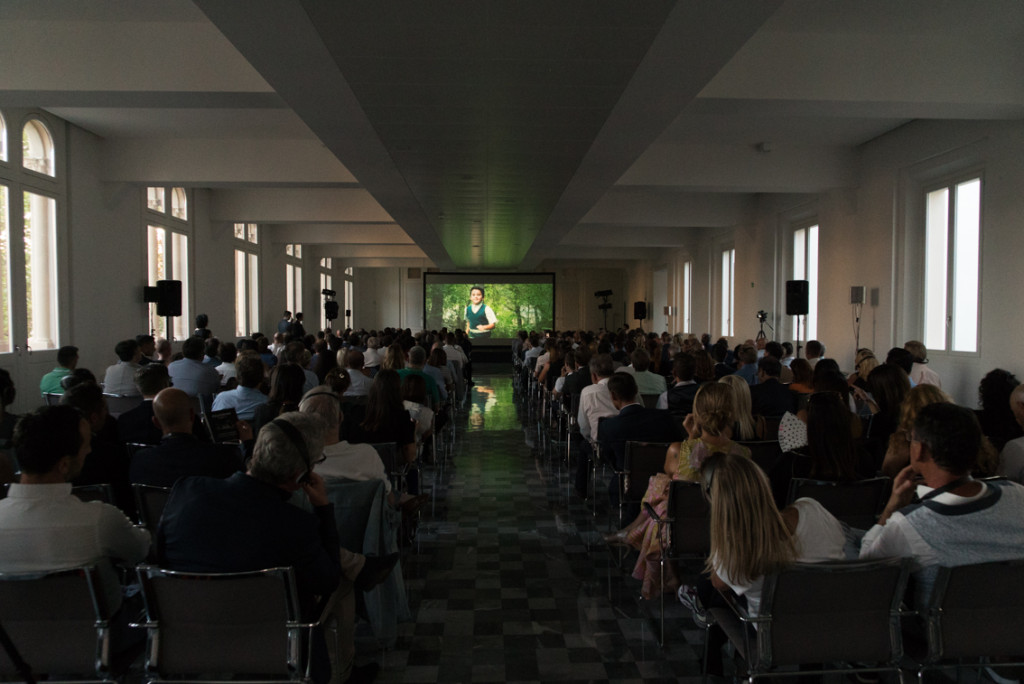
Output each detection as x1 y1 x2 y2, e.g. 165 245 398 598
39 345 79 397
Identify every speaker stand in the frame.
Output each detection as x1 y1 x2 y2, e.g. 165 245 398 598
165 316 174 341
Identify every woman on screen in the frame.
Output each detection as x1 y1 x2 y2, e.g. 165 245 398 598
465 286 497 339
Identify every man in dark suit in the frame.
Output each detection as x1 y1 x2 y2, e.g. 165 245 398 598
749 357 795 418
598 373 685 510
660 353 701 422
130 388 244 488
117 364 170 445
157 411 392 684
560 346 593 400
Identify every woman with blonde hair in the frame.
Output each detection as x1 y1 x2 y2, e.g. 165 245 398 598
694 451 846 673
605 382 751 598
848 349 878 391
719 374 758 440
880 383 952 477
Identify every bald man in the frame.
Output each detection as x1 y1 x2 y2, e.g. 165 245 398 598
129 388 244 488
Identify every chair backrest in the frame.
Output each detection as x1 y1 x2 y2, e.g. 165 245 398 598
137 565 303 678
640 393 660 410
0 566 109 678
925 559 1024 661
103 393 144 418
133 483 172 532
665 480 711 558
622 441 671 503
758 558 909 669
786 476 891 529
368 442 403 493
72 483 115 504
43 392 63 407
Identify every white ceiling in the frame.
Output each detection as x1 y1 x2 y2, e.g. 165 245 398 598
1 0 1022 270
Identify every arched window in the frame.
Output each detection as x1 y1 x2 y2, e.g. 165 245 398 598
22 119 55 176
171 187 188 220
0 111 7 162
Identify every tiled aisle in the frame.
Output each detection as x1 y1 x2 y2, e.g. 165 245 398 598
366 373 705 683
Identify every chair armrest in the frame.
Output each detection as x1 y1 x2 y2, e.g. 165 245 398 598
643 501 674 525
716 586 768 628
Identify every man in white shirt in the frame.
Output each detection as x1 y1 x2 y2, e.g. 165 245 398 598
102 338 143 396
0 405 150 614
574 354 618 498
341 349 374 397
860 403 1024 607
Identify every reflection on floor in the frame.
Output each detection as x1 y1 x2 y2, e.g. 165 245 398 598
365 374 703 683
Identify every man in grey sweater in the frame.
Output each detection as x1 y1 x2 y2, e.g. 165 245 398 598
860 402 1024 607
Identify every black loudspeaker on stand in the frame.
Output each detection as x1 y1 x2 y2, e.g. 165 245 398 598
633 301 647 320
786 280 809 358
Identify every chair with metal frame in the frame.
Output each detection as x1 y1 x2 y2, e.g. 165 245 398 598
134 565 318 683
0 565 115 683
43 392 63 407
102 393 144 419
913 558 1024 682
132 483 172 534
612 441 672 528
785 476 891 530
71 483 115 505
706 557 910 683
643 479 712 645
368 442 405 496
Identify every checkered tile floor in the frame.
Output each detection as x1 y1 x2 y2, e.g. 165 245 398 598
361 374 705 683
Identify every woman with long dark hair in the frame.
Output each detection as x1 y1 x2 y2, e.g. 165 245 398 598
249 362 306 438
354 368 416 465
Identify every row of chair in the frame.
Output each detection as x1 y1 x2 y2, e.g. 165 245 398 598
0 564 318 683
705 556 1024 683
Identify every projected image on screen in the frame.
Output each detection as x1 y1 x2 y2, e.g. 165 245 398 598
423 273 555 342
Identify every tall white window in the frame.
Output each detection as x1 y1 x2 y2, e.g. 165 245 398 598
0 186 11 353
234 223 260 336
682 260 692 334
720 248 735 337
344 267 354 329
924 176 981 353
0 111 7 162
792 223 819 341
24 191 58 349
146 186 191 340
284 244 302 319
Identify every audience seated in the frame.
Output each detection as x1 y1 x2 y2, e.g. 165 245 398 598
215 342 238 387
0 405 150 620
860 403 1024 608
211 351 269 421
596 373 684 507
39 344 78 397
130 388 244 488
749 357 793 418
341 349 373 397
796 390 870 480
606 383 751 599
719 375 759 441
102 339 143 396
574 354 618 497
0 369 18 448
695 451 846 675
349 368 417 469
998 384 1024 483
250 363 307 439
167 336 220 399
61 382 133 516
904 340 941 388
976 369 1024 452
117 364 171 446
628 348 667 396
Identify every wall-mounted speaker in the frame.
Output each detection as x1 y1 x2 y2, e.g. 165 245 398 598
851 286 865 304
156 280 182 317
785 280 809 316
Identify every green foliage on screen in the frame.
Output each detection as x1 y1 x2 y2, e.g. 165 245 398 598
425 283 553 336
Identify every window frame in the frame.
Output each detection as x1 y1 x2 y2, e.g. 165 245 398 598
921 172 984 355
233 224 260 337
790 220 819 342
719 246 735 338
145 186 193 340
